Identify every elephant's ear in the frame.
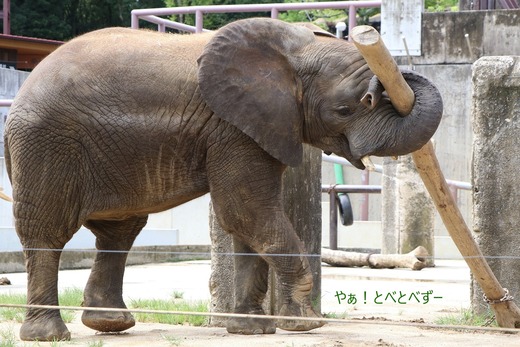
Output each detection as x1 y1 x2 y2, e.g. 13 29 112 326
197 18 316 167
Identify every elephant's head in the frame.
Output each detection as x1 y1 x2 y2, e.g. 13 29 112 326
197 18 442 169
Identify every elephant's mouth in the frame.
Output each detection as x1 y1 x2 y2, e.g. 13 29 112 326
347 155 367 170
325 145 366 170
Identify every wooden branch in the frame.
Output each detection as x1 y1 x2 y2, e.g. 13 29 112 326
321 246 429 270
350 25 520 328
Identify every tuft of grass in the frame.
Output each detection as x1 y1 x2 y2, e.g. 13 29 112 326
162 334 182 346
172 291 184 300
322 311 349 319
0 326 16 347
57 287 83 323
130 298 209 326
0 293 26 323
87 341 105 347
434 308 497 327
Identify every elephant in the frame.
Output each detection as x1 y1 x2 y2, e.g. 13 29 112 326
4 18 442 341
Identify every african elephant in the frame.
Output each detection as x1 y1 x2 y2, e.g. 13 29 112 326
4 18 442 341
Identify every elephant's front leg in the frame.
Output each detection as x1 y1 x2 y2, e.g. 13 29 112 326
81 217 147 332
221 211 323 332
260 215 324 332
226 237 276 334
207 137 323 334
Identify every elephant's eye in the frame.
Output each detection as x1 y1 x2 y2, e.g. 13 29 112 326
336 105 350 116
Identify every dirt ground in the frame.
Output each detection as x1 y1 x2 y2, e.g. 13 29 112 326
1 318 519 347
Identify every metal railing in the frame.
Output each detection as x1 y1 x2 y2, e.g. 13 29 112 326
130 1 382 39
321 154 472 250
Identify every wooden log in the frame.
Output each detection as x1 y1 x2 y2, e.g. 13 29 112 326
351 25 520 328
350 25 414 116
412 142 520 328
321 246 429 270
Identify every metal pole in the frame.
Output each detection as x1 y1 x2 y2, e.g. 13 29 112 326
348 5 356 41
195 10 204 33
3 0 10 35
130 13 139 29
329 189 338 250
360 170 369 221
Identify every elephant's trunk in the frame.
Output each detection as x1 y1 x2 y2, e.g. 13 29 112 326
376 71 442 156
349 70 443 160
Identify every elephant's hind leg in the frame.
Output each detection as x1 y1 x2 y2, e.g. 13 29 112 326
17 219 75 341
81 216 147 332
225 238 276 335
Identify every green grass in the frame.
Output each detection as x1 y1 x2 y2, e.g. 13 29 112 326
1 288 208 329
162 334 183 346
56 288 83 323
0 288 83 324
0 293 26 323
0 326 17 347
322 311 349 319
434 308 497 327
130 298 209 326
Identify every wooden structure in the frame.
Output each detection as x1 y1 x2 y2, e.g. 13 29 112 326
0 34 62 71
0 0 62 71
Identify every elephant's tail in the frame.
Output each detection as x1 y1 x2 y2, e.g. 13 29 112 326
2 137 13 202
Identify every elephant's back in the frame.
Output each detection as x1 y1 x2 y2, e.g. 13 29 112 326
17 27 210 103
5 27 215 178
7 28 212 132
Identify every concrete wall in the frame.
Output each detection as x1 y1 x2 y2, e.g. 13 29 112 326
471 56 520 313
0 67 30 234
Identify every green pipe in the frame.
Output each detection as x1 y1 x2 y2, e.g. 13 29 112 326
334 163 345 185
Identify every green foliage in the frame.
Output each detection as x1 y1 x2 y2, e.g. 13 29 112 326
10 0 384 39
278 0 380 34
425 0 459 12
130 298 209 326
168 0 277 31
10 0 167 40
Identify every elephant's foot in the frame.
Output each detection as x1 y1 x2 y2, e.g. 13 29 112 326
20 317 70 341
81 309 135 332
226 307 276 335
277 301 325 332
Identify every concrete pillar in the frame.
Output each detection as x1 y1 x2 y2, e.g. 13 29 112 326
208 144 322 325
381 154 435 266
472 56 520 314
208 202 234 327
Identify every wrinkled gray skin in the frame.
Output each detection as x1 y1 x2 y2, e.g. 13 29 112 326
4 18 442 341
